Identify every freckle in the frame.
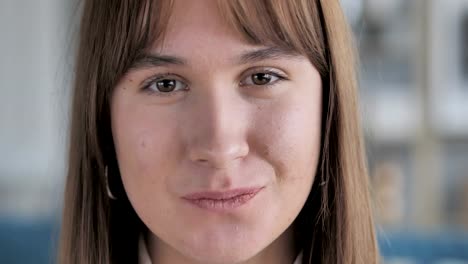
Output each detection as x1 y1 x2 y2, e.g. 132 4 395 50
141 140 146 148
262 145 270 156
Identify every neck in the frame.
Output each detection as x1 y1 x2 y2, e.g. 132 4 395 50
147 225 298 264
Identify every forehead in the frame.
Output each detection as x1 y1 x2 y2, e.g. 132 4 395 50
150 0 255 60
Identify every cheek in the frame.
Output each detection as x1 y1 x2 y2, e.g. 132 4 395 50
246 85 322 242
110 100 181 201
253 92 322 184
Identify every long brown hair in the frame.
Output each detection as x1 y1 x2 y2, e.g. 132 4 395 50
58 0 379 263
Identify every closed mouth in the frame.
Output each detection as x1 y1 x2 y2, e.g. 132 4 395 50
182 187 264 212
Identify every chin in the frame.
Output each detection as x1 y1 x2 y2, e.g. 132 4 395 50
184 249 255 264
179 235 263 264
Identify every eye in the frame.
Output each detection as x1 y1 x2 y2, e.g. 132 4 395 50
240 70 286 87
142 75 188 95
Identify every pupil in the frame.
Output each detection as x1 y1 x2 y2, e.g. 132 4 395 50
157 80 175 92
253 73 271 85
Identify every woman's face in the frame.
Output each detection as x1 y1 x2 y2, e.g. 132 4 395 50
111 0 322 263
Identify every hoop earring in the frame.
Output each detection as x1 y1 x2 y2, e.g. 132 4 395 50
105 165 117 200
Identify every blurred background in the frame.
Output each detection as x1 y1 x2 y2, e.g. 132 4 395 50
0 0 467 263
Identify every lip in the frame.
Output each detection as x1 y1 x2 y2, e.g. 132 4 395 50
182 187 264 212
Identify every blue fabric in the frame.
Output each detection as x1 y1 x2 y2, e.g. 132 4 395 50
378 229 468 263
0 218 58 264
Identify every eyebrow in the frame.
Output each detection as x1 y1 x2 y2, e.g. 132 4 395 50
128 46 301 71
235 46 302 65
129 53 186 70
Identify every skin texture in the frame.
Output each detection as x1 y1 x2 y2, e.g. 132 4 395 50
111 0 322 263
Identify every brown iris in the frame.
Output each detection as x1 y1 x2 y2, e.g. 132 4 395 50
251 73 273 85
156 79 176 92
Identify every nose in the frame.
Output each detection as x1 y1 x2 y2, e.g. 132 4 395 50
185 89 249 169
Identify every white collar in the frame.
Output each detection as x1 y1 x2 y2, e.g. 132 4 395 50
139 235 303 264
138 234 152 264
293 250 303 264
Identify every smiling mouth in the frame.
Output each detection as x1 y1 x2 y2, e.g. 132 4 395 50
182 187 264 212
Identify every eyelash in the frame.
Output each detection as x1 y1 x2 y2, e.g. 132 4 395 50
140 69 288 96
240 69 288 88
141 72 188 97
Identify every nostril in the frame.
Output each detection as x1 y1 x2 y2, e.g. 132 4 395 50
189 144 249 169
